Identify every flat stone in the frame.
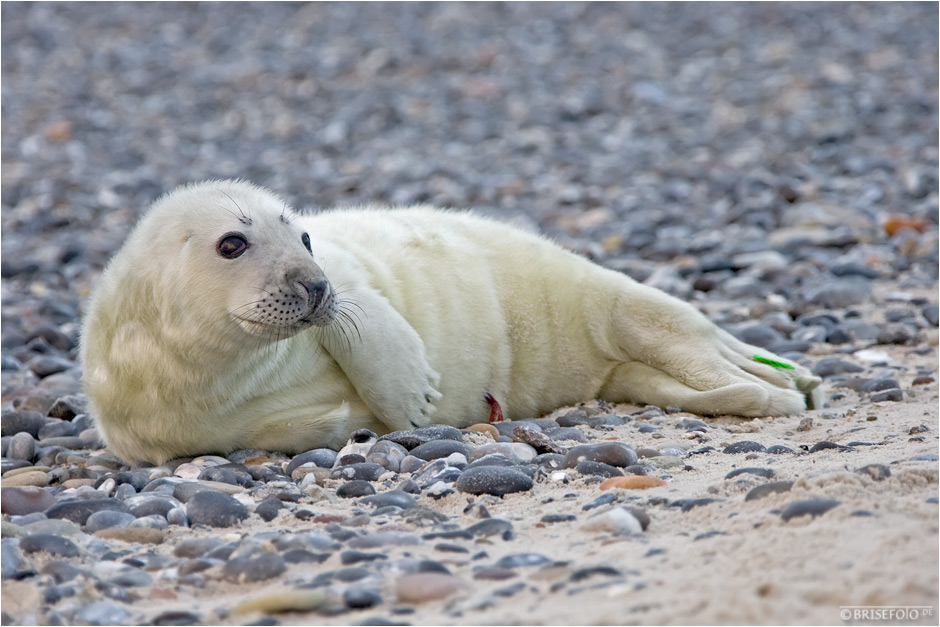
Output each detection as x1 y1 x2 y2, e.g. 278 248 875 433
344 586 382 609
0 470 50 487
745 481 795 501
564 442 638 468
231 588 326 615
330 462 386 481
725 467 775 480
722 441 766 454
46 498 129 525
812 357 864 377
20 533 80 557
359 490 416 510
93 528 165 545
409 439 473 461
575 460 623 478
336 480 377 498
84 510 136 532
465 518 513 538
222 552 287 583
781 499 840 521
381 425 464 449
495 553 550 568
72 601 132 626
396 572 463 603
599 475 666 490
455 466 533 496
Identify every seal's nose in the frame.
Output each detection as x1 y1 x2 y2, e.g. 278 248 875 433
296 279 330 307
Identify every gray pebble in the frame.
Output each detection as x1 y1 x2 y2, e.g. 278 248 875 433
575 460 623 478
72 600 132 626
1 540 26 579
455 466 533 496
812 357 865 377
496 553 550 568
856 464 891 481
84 510 136 532
564 442 638 468
724 467 775 480
780 498 840 521
765 445 797 455
870 388 903 402
7 431 36 461
185 491 249 528
254 497 285 522
46 498 130 525
1 410 47 438
286 448 337 475
380 425 463 449
583 493 617 511
127 496 179 519
466 454 520 469
222 552 287 583
676 417 708 431
809 441 851 453
722 441 766 454
465 518 513 538
744 481 795 501
20 533 80 557
399 455 426 474
366 440 408 472
330 462 386 481
542 426 587 442
344 586 382 609
359 490 416 510
337 480 377 498
540 513 577 524
671 498 721 512
409 439 473 461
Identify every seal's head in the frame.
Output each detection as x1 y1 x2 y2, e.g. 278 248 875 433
81 180 337 463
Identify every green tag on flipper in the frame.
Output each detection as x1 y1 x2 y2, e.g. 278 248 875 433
752 355 795 370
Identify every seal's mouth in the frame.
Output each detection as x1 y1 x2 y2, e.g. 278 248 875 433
232 278 337 337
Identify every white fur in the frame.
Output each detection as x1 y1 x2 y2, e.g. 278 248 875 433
81 180 821 464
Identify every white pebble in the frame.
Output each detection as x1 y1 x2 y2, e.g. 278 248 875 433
580 507 642 535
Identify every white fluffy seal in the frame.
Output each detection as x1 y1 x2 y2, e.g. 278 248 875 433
81 180 821 464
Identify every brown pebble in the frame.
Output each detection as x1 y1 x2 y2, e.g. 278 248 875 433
231 588 326 615
42 120 73 142
1 470 50 487
94 528 165 545
396 572 463 603
912 375 935 386
634 448 660 459
466 423 499 440
599 476 666 490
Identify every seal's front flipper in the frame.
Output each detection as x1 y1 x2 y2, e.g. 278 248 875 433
321 287 441 431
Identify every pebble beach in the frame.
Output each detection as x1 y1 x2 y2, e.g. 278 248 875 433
1 3 938 626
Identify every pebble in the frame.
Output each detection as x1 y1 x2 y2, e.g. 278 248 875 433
581 507 643 534
396 572 463 603
599 476 667 490
495 553 550 568
744 481 795 501
84 510 136 532
19 534 81 558
780 499 841 521
72 601 132 626
185 490 249 528
722 441 766 454
381 425 463 449
344 586 383 609
7 431 36 461
231 588 326 615
575 460 623 478
337 480 377 498
409 439 473 461
222 552 287 583
564 442 638 468
812 358 865 377
45 498 129 525
856 464 891 481
725 467 775 480
359 490 416 510
1 486 55 515
94 527 165 544
456 466 534 496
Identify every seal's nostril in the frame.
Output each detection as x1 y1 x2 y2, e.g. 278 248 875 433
297 279 329 305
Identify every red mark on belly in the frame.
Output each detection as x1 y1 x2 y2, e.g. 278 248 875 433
485 393 504 423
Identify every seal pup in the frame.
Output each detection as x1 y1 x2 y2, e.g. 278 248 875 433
81 180 821 464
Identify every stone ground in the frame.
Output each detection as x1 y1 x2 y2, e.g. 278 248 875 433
1 3 938 626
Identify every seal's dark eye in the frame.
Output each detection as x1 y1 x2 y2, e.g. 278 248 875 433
301 232 312 254
217 233 248 259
